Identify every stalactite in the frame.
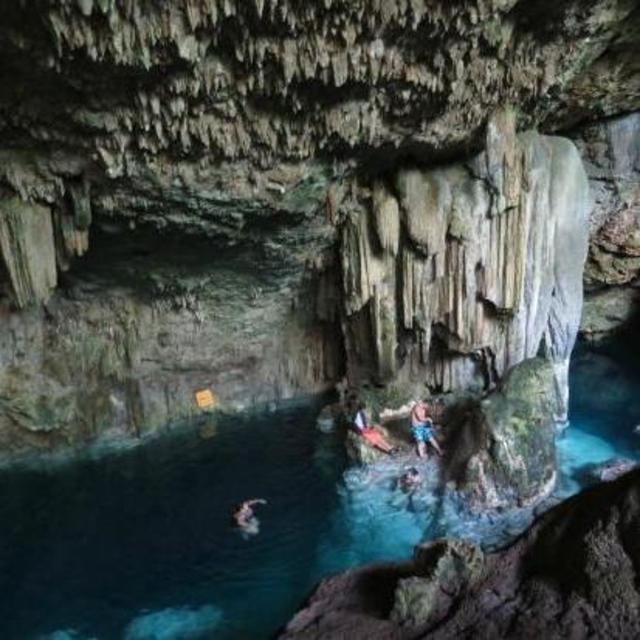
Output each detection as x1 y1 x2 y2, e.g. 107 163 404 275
339 113 590 420
0 197 57 307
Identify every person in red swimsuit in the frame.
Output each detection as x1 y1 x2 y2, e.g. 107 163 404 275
352 403 395 454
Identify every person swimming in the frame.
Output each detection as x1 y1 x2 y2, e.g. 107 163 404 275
233 498 267 536
399 467 422 492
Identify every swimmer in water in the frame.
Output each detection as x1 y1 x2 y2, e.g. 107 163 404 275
233 499 267 536
399 467 422 492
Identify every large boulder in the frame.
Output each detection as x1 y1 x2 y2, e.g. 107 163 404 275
443 358 558 509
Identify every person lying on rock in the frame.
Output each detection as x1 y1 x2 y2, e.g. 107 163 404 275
410 400 443 458
352 403 395 454
233 498 267 535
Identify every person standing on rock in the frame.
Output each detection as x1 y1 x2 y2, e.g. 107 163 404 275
410 400 443 458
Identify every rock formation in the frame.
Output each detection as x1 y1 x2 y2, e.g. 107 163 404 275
281 468 640 640
443 358 558 508
339 111 590 423
0 1 638 456
574 112 640 289
572 111 640 342
0 229 343 458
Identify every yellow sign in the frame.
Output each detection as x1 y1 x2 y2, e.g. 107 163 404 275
195 389 217 410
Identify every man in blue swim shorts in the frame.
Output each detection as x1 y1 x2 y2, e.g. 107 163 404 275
410 400 444 458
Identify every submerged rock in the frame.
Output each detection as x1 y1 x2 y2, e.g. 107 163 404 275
36 632 97 640
315 403 342 433
281 469 640 640
582 457 639 483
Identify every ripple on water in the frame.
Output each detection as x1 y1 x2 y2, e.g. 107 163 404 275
122 605 223 640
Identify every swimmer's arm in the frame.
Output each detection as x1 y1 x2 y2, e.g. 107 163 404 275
246 498 267 506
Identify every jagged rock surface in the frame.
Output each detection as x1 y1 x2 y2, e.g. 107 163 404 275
391 539 484 630
0 0 638 308
573 112 640 289
580 284 640 341
281 469 640 640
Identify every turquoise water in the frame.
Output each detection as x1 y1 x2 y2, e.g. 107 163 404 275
0 354 638 639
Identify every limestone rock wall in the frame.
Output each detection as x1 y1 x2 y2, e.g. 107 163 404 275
339 110 590 420
0 233 342 459
0 197 58 307
0 153 91 306
568 111 640 342
4 0 638 170
0 1 637 310
574 112 640 289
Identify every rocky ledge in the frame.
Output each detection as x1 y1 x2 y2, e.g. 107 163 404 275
281 468 640 640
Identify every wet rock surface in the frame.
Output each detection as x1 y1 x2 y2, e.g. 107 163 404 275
581 457 639 483
343 358 560 509
391 539 484 630
281 468 640 640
